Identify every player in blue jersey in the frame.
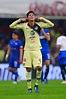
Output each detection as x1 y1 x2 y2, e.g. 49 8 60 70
40 28 50 83
5 30 23 84
55 29 66 84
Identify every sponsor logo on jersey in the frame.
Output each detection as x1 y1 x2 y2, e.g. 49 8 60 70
34 26 38 30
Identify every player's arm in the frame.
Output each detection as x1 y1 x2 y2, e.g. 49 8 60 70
19 41 24 63
19 46 23 63
9 19 24 29
5 45 10 61
54 45 61 58
41 29 50 41
57 45 61 52
20 18 28 22
39 17 54 28
54 38 61 58
56 37 61 52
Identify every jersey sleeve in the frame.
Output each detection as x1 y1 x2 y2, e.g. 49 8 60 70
56 37 62 46
9 19 24 30
18 40 23 50
37 17 54 28
44 29 50 35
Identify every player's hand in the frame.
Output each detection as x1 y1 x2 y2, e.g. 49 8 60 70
20 18 28 22
5 54 9 61
35 18 40 22
5 57 8 61
54 53 58 58
19 58 22 63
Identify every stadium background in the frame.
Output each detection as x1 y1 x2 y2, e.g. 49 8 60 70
0 0 66 80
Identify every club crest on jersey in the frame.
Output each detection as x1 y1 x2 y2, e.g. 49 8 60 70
15 43 18 45
30 30 35 35
29 31 35 39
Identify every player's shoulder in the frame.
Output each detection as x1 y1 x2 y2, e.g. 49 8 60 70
9 39 14 45
57 36 63 39
10 39 14 43
17 39 23 45
17 39 22 43
21 22 28 29
57 36 63 41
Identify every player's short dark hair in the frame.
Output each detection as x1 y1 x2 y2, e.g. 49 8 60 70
58 28 64 35
13 29 19 36
26 11 35 17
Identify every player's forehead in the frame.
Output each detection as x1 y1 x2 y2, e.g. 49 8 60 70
12 33 18 36
28 13 35 16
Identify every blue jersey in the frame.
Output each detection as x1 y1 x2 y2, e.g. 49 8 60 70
40 29 50 61
9 39 23 68
40 29 50 48
9 39 23 58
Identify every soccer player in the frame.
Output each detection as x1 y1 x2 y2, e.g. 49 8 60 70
40 28 50 84
9 11 54 92
55 29 66 84
5 30 23 84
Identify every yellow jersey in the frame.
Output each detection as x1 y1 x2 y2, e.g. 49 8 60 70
9 17 54 51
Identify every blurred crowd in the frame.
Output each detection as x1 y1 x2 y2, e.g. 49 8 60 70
0 32 10 63
49 29 59 65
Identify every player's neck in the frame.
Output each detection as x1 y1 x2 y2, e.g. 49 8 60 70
28 21 35 26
